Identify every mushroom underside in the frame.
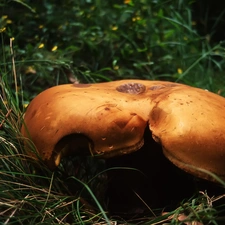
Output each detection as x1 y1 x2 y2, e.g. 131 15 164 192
51 127 225 216
51 123 225 184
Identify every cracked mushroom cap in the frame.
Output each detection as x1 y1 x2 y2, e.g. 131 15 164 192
21 80 155 169
21 80 225 182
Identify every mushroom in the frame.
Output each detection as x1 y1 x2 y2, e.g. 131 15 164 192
21 80 225 182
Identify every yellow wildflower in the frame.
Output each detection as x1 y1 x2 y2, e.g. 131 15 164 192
51 46 58 51
111 26 118 31
38 43 44 48
177 68 183 74
0 27 6 33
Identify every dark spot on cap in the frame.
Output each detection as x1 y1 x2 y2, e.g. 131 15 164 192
73 83 92 88
116 83 146 94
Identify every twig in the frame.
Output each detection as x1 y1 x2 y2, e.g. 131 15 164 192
0 109 12 129
10 38 18 95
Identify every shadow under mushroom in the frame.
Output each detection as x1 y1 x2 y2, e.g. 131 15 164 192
105 127 225 218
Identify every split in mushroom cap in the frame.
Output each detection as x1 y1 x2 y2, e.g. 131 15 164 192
21 79 225 182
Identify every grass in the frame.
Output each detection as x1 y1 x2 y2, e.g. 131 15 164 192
1 0 225 224
1 50 225 225
0 73 109 223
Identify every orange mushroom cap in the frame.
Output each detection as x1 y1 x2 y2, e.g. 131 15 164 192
21 80 225 182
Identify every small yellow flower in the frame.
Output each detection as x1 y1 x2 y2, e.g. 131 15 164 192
124 0 131 4
0 27 6 33
39 25 44 29
38 43 44 48
25 66 36 74
113 65 119 70
111 25 118 31
2 15 8 19
51 46 58 51
132 16 141 22
177 68 183 74
23 103 29 108
6 19 12 24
